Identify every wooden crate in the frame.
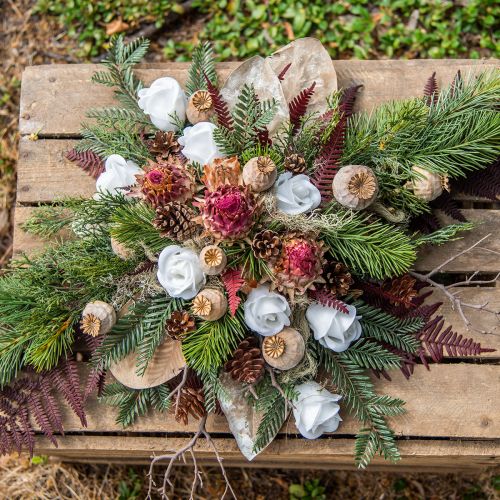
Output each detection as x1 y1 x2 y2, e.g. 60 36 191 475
15 60 500 471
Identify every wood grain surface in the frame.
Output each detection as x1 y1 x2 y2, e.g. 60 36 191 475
15 61 500 467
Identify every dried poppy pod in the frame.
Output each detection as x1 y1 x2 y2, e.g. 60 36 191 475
242 156 277 192
199 245 227 275
408 166 443 201
81 301 116 336
332 165 379 210
192 288 228 321
186 90 215 124
262 327 305 370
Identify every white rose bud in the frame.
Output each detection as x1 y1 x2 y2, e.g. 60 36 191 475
157 245 206 300
243 286 291 336
306 302 362 353
177 122 223 165
95 154 142 198
275 172 321 215
293 381 342 439
137 77 187 131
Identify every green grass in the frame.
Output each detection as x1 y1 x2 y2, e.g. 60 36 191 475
37 0 500 60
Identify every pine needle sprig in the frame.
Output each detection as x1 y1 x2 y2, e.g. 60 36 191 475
413 222 474 247
182 310 246 375
186 42 217 96
342 340 402 371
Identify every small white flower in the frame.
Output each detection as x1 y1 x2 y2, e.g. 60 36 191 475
157 245 206 300
244 286 291 336
95 154 142 198
137 77 187 131
275 172 321 215
178 122 223 165
293 381 342 439
306 302 362 353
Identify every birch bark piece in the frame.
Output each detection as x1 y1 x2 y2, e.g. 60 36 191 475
267 37 338 115
110 337 186 389
218 373 290 460
220 56 289 135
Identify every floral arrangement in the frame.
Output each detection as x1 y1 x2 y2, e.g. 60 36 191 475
1 36 499 492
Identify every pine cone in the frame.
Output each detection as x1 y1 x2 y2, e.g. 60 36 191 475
146 131 180 160
165 310 195 340
323 261 353 297
225 337 265 384
175 387 206 425
383 274 417 308
252 230 282 261
284 153 306 174
154 202 199 241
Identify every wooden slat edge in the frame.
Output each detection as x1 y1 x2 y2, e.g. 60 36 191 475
19 59 498 136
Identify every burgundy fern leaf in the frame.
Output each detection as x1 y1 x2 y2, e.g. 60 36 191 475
450 69 463 97
39 376 64 434
419 316 496 362
409 211 442 234
17 407 35 456
54 359 87 427
309 288 349 314
311 115 347 202
221 268 244 316
277 63 292 81
451 158 500 201
423 72 439 106
66 149 105 179
339 84 362 118
27 392 58 446
289 81 316 133
205 74 233 130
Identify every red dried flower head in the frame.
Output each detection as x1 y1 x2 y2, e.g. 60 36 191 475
136 159 194 207
195 185 259 241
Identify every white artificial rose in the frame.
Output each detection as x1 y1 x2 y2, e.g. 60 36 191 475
177 122 223 165
306 302 362 353
293 381 342 439
157 245 206 300
137 77 187 131
244 286 291 336
275 172 321 215
95 154 142 198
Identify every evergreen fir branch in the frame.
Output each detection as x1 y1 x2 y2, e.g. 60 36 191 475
21 205 73 239
135 297 186 376
413 222 474 247
85 107 152 129
322 208 416 279
200 367 223 414
110 201 169 254
186 42 217 96
288 82 316 133
92 35 149 112
66 148 105 179
100 381 170 427
93 294 171 370
252 376 297 454
212 126 239 156
341 340 402 371
182 310 246 375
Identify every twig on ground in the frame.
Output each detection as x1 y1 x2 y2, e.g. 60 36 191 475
147 413 235 499
410 234 500 333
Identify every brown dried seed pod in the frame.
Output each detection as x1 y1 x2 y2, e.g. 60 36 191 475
186 90 215 124
192 288 227 321
199 245 227 275
242 156 277 192
81 301 116 336
262 327 305 371
409 166 443 201
332 165 379 210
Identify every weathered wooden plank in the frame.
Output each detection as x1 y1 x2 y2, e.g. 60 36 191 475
34 436 499 471
38 364 500 439
19 60 498 137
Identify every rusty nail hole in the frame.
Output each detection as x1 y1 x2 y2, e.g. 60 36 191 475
20 186 30 192
49 76 56 82
22 113 30 120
